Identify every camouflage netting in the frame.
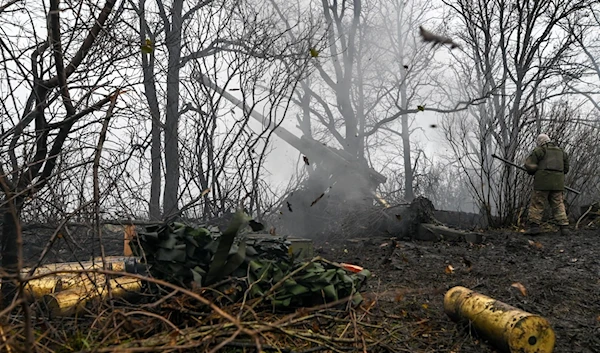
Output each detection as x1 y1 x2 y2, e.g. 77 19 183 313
129 211 370 309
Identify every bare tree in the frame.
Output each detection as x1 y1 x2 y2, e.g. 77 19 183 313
279 0 479 204
0 0 122 303
440 0 591 224
531 101 600 212
371 0 446 201
563 2 600 112
132 0 314 221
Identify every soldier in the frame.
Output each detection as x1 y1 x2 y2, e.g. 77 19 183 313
524 134 570 235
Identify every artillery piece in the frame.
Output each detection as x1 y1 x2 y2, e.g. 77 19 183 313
202 76 483 242
200 75 387 237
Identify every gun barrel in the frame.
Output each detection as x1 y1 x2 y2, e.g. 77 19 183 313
491 154 580 194
200 73 387 186
491 154 526 171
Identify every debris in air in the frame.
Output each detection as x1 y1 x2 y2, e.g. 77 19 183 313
248 220 264 232
310 193 325 207
141 38 153 53
419 26 461 49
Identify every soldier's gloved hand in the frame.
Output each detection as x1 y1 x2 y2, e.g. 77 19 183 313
524 163 537 175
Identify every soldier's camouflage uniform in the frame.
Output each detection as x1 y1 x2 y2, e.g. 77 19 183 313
524 142 570 227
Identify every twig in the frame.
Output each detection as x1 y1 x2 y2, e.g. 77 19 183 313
575 204 594 230
279 328 369 344
270 296 354 327
275 330 346 353
240 262 273 317
220 340 327 352
207 328 242 353
142 289 179 309
24 269 256 339
92 89 119 310
0 325 12 353
27 199 97 277
123 310 185 337
0 0 20 13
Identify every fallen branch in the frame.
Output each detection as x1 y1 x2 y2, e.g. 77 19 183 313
575 204 594 230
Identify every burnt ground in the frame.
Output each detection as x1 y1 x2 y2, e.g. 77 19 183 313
316 227 600 353
8 223 600 352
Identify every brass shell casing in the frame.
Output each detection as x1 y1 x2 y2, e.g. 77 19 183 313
444 286 555 353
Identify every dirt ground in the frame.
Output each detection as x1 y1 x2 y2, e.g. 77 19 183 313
11 222 600 352
315 227 600 353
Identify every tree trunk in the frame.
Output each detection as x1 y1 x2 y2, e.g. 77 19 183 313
1 199 22 307
401 114 414 201
139 0 162 221
163 0 184 218
396 2 415 202
396 12 413 201
150 118 162 220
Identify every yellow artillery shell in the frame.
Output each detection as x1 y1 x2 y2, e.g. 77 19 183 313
22 256 134 276
43 277 142 317
18 257 138 299
444 286 555 353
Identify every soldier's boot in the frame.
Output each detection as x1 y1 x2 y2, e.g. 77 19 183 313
524 223 541 235
559 225 570 236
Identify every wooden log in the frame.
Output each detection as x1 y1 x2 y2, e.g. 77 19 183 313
444 286 555 353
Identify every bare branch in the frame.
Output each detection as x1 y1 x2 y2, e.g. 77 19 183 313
0 0 19 13
45 0 117 87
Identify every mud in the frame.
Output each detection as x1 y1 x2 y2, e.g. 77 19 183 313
316 228 600 352
13 222 600 352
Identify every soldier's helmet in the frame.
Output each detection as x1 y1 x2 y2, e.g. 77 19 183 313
536 134 550 147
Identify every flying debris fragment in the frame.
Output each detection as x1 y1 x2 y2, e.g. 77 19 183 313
419 26 461 49
141 38 153 54
310 193 325 207
248 219 265 232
